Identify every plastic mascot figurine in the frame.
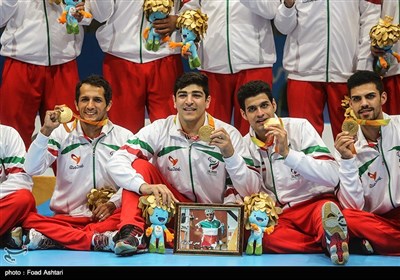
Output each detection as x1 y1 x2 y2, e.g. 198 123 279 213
143 0 174 51
138 195 175 253
244 192 282 255
58 0 92 34
370 15 400 76
169 9 208 69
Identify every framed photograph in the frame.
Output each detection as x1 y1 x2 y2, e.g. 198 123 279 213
174 203 244 256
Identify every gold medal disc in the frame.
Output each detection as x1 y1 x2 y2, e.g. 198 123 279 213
58 106 73 123
342 118 359 136
198 125 214 142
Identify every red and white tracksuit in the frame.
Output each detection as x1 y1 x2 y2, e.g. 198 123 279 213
0 125 35 236
180 0 278 135
0 0 90 149
244 117 342 253
274 0 381 138
88 0 184 134
336 114 400 255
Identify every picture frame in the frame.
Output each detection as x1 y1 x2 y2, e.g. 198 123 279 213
173 203 244 256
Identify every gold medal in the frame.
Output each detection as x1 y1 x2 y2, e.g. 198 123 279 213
198 125 214 142
341 118 359 136
263 118 282 146
58 106 73 123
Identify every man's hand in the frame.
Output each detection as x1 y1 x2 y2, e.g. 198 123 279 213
139 183 179 206
153 15 178 36
72 2 85 22
40 106 65 137
334 131 355 160
91 201 116 222
209 128 234 158
265 123 290 159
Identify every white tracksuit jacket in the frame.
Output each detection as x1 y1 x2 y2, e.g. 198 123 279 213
107 114 262 203
180 0 279 74
336 114 400 215
24 121 134 217
0 125 33 200
381 0 400 77
88 0 181 63
274 0 381 82
0 0 90 66
244 117 340 208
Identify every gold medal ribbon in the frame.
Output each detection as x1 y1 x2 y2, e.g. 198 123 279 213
251 118 284 151
356 118 390 126
63 113 108 133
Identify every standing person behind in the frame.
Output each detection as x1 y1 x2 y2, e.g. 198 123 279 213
0 0 91 149
20 75 147 255
179 0 279 135
371 0 400 115
0 125 35 249
274 0 381 139
88 0 184 134
334 70 400 256
107 72 262 254
237 80 349 265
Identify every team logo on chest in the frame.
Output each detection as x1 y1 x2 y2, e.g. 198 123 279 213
69 154 84 170
207 157 219 176
368 171 382 188
167 156 181 171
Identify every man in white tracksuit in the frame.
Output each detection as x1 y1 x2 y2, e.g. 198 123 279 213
237 80 349 265
0 125 34 249
371 0 400 115
20 75 147 256
0 0 91 149
107 72 262 254
88 0 184 134
275 0 381 139
334 70 400 256
180 0 279 135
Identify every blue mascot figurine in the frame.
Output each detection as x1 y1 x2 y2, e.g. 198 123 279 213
143 0 174 51
244 192 282 255
370 15 400 76
169 9 208 69
138 195 175 254
58 0 92 34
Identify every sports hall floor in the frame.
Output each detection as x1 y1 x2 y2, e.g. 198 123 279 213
1 187 399 274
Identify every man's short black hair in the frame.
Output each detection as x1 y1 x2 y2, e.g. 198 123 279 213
75 74 112 105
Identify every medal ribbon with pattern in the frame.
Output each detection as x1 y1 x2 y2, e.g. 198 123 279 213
251 118 284 152
58 105 108 133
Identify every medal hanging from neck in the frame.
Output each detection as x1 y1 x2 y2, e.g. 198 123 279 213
340 96 390 154
58 105 108 133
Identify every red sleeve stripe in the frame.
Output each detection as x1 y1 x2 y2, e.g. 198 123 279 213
365 0 382 4
120 145 149 161
313 155 335 161
48 148 58 157
6 167 25 174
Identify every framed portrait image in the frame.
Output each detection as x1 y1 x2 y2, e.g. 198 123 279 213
173 203 244 256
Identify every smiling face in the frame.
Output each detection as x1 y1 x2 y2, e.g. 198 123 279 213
173 84 210 127
240 93 276 142
75 83 111 123
149 207 169 225
349 83 386 121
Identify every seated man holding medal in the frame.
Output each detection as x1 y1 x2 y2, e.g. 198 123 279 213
237 80 349 265
107 72 262 254
20 75 148 255
334 70 400 256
